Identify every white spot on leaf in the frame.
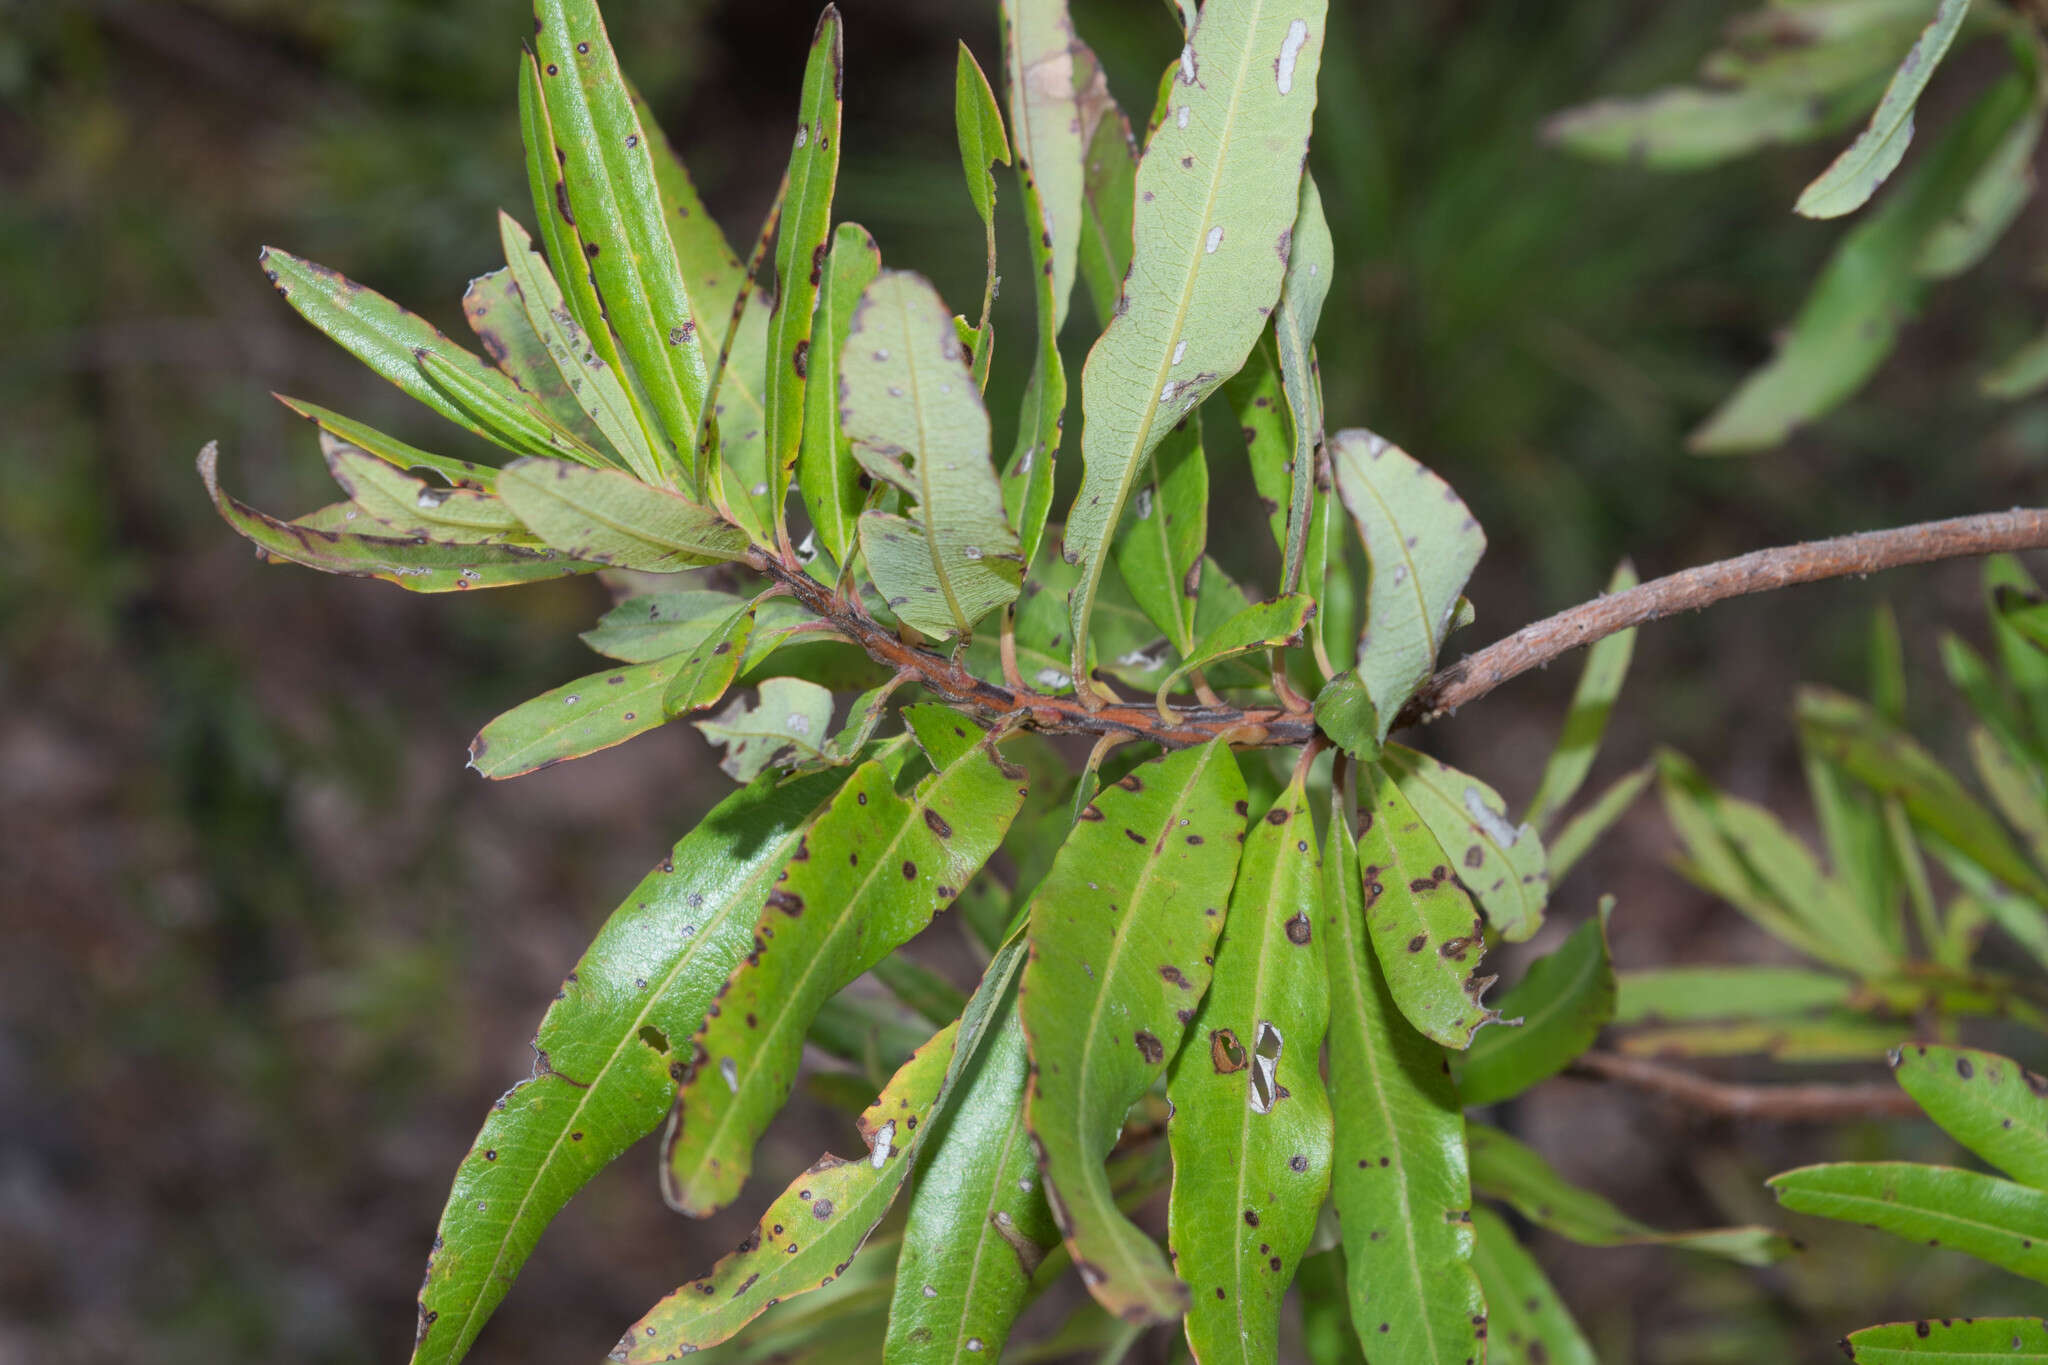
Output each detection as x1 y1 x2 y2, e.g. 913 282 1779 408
1277 20 1309 94
869 1119 895 1167
1464 786 1526 849
1205 226 1224 254
1172 340 1187 365
719 1056 739 1092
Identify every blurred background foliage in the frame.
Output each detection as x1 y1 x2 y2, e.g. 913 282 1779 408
6 1 2048 1361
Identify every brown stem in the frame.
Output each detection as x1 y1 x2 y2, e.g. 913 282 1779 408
760 508 2048 750
1568 1050 1921 1122
1398 508 2048 729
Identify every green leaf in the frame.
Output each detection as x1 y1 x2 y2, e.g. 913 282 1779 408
1156 593 1316 709
1891 1044 2048 1189
1544 84 1879 171
621 1021 960 1360
1062 0 1328 683
199 444 592 594
534 0 711 480
1769 1161 2048 1283
766 10 844 515
468 642 741 780
412 346 606 466
1546 764 1651 884
1985 323 2048 399
260 248 557 455
1971 725 2048 874
662 708 1026 1214
1470 1206 1597 1365
1472 1122 1793 1265
319 438 527 545
580 590 749 661
461 264 604 450
1455 906 1614 1107
1613 965 1854 1024
1921 105 2042 278
1165 775 1332 1364
1619 1015 1909 1063
1357 763 1499 1049
1693 73 2031 451
274 395 498 489
496 457 751 569
1527 560 1639 829
1844 1316 2048 1361
498 211 665 484
1801 686 2048 902
997 0 1087 569
1322 797 1485 1363
955 40 1011 389
1313 671 1380 763
661 600 759 719
842 271 1024 638
1020 741 1249 1323
1794 0 1973 219
693 677 836 781
1272 172 1333 594
519 51 625 378
407 764 853 1365
1223 337 1293 556
1381 744 1548 944
800 223 882 567
1112 410 1208 656
1330 429 1486 740
1074 47 1137 328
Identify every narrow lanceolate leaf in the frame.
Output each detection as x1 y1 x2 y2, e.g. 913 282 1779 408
469 646 738 780
663 708 1026 1215
999 0 1087 567
497 457 750 569
694 677 835 782
1381 744 1547 944
275 395 498 489
1455 907 1614 1106
462 265 603 448
413 346 606 466
1322 801 1485 1363
200 444 591 593
1770 1162 2048 1283
1920 104 2042 279
1472 1123 1793 1265
1891 1044 2048 1189
320 439 526 545
1357 764 1498 1049
1794 0 1973 219
1021 742 1249 1324
1801 686 2048 902
1527 560 1639 828
580 590 746 661
1166 777 1332 1365
534 0 710 479
1156 593 1316 708
1272 172 1332 593
261 249 551 453
1063 0 1328 682
1544 84 1877 171
1546 763 1651 882
499 212 665 484
1614 965 1853 1023
843 271 1024 639
800 223 882 567
886 984 1055 1362
660 602 759 719
1986 322 2048 399
1113 410 1208 656
1470 1207 1596 1365
766 9 844 516
407 764 853 1365
1224 339 1293 553
1074 47 1137 327
1694 74 2030 451
1845 1317 2048 1361
622 1022 959 1361
1330 429 1485 740
955 41 1011 389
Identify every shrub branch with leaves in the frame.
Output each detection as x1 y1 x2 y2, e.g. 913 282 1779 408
202 0 2048 1359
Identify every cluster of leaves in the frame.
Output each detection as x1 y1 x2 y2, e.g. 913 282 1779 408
200 0 2048 1358
1549 0 2048 450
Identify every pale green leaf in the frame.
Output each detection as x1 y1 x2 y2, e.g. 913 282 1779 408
1273 172 1333 594
319 438 527 545
1890 1044 2048 1189
274 395 498 490
1770 1161 2048 1282
496 457 751 569
1381 743 1548 943
1156 593 1315 709
800 223 882 566
1112 410 1208 656
1844 1316 2048 1360
1470 1207 1597 1365
1527 560 1639 829
693 677 835 781
1614 965 1854 1024
1546 764 1651 884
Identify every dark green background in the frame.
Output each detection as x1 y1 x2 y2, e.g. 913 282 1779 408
5 1 2046 1360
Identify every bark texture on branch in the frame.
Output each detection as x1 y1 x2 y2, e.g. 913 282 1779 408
1569 1050 1921 1122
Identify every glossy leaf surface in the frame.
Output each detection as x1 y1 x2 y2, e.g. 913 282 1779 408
1322 802 1485 1363
1156 593 1316 708
1844 1317 2048 1361
800 223 882 566
1770 1161 2048 1283
1063 0 1327 680
1891 1044 2048 1189
1021 741 1249 1323
1166 775 1332 1364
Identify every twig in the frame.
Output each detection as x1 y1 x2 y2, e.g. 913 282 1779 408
1398 509 2048 728
1568 1050 1921 1122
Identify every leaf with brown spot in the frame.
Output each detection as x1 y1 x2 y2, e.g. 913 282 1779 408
1892 1044 2048 1190
1356 763 1499 1049
1380 743 1546 943
1020 740 1249 1324
497 456 751 570
1470 1206 1596 1365
622 1020 959 1360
